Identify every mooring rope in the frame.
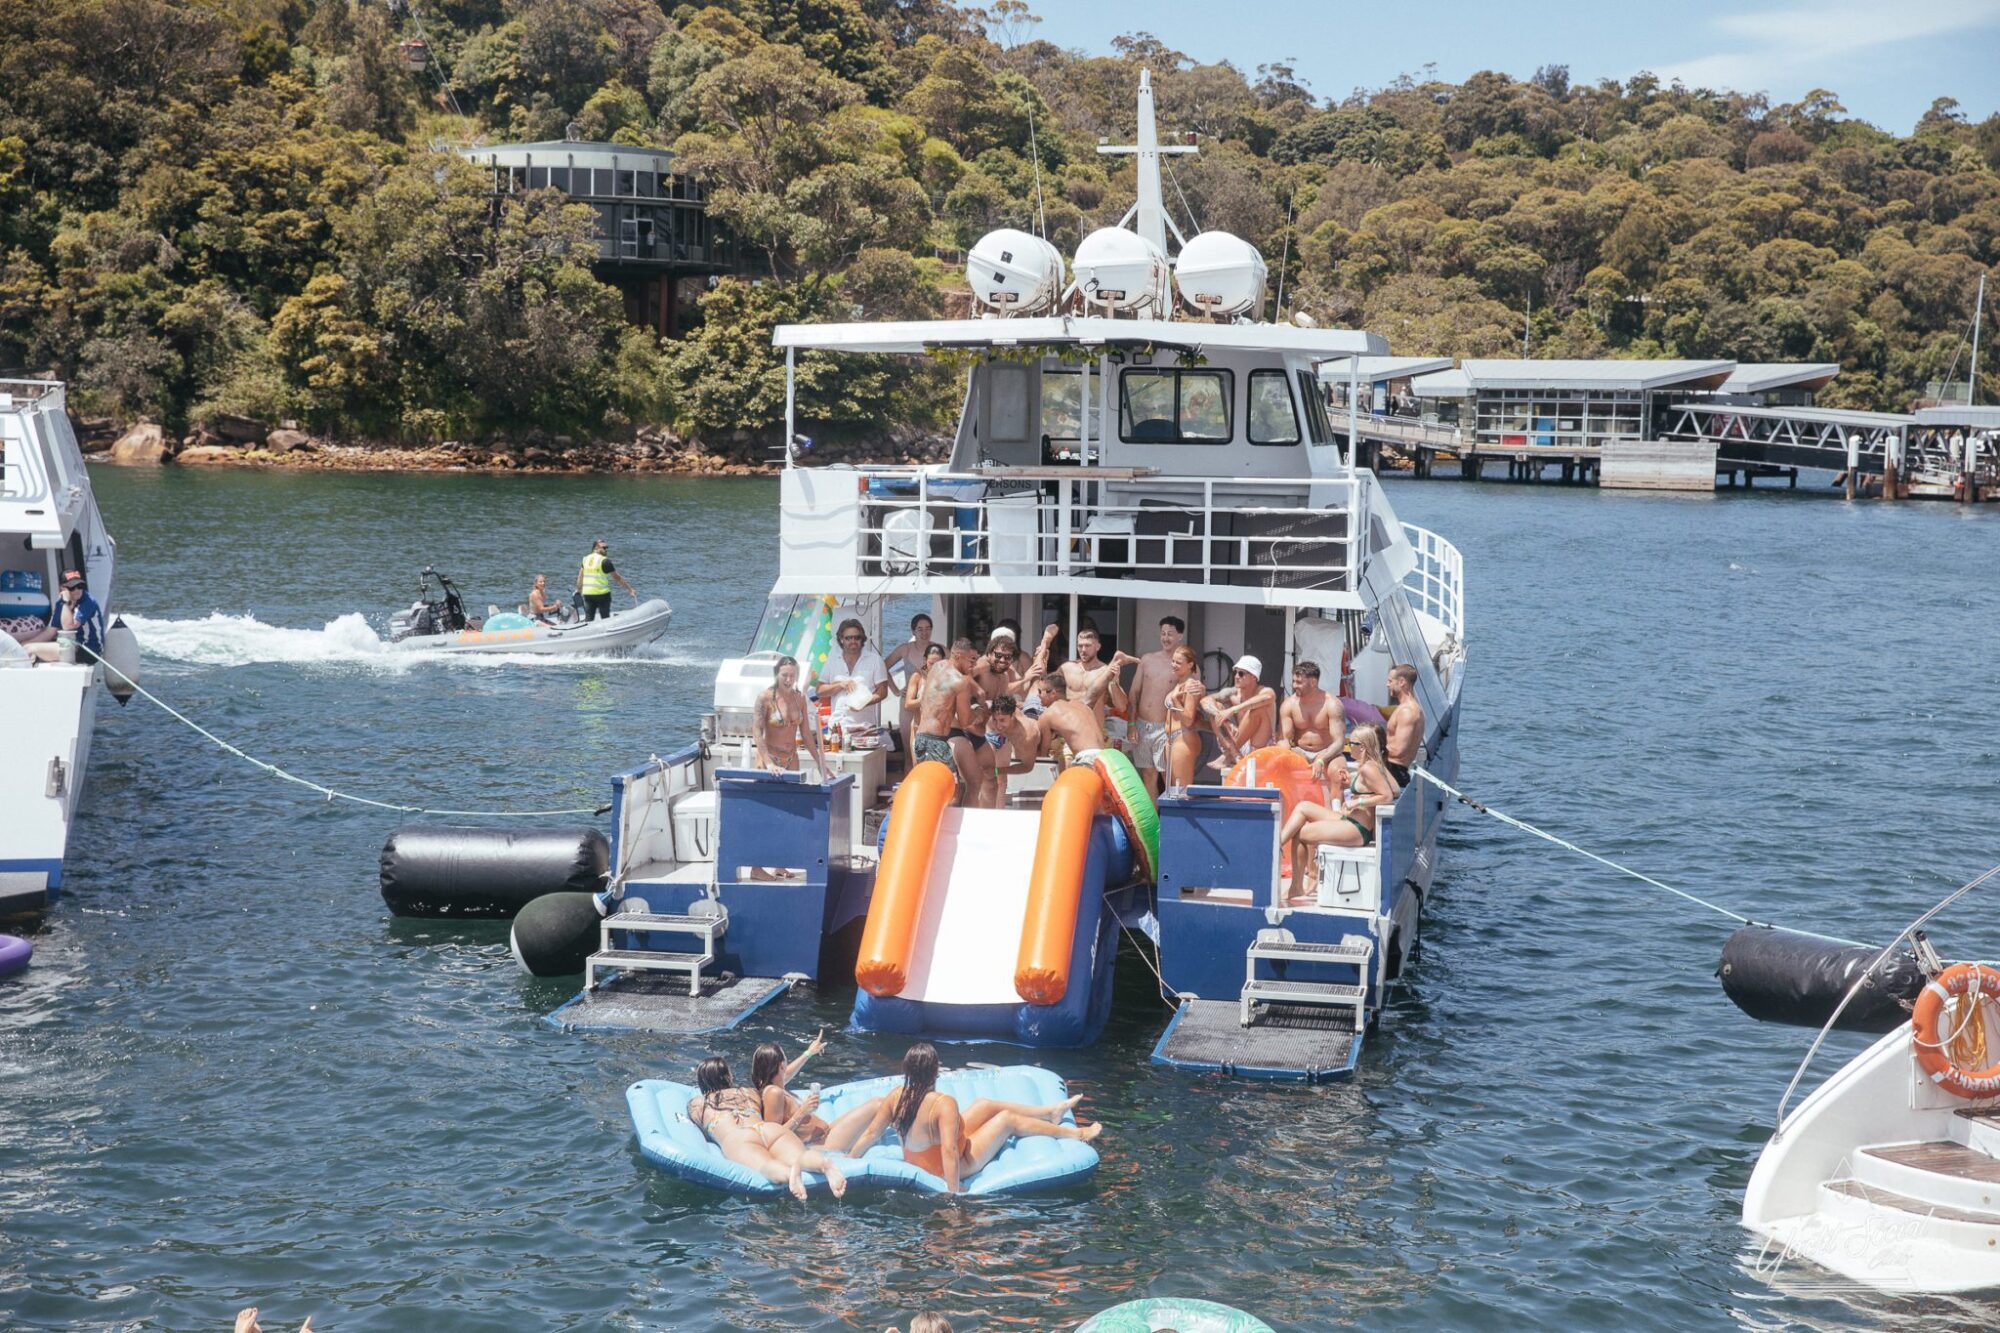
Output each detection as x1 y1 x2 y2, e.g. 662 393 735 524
81 645 603 818
1411 763 1772 929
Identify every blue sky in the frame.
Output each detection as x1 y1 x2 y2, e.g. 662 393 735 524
1025 0 2000 134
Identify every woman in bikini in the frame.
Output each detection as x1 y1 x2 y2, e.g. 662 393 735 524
848 1042 1101 1194
1161 645 1205 792
751 1032 884 1152
685 1056 848 1200
1277 723 1400 906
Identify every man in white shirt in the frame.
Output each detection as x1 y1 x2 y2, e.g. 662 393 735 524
821 618 890 742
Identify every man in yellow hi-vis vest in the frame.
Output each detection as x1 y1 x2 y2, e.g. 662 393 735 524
576 538 638 621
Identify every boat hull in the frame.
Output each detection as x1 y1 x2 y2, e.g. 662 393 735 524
0 662 97 917
392 599 672 656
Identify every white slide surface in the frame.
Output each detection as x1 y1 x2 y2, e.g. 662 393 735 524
899 808 1042 1004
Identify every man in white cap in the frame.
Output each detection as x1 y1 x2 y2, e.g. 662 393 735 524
1201 653 1277 770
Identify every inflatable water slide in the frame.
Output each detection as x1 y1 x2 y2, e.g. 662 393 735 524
852 762 1136 1047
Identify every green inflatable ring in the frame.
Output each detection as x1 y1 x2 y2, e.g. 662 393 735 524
1084 747 1159 885
1075 1297 1275 1333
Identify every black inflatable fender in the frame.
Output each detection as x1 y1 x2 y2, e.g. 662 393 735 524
510 891 609 977
1717 925 1926 1033
380 825 608 919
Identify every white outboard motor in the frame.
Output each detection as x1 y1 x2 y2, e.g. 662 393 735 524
1175 230 1268 320
967 229 1064 315
1072 227 1172 317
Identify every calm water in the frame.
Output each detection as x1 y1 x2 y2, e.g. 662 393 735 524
3 467 1998 1331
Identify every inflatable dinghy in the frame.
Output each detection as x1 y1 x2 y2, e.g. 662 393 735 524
628 1064 1097 1196
392 598 673 656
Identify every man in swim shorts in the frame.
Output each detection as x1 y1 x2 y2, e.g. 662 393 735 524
1281 660 1345 780
1201 654 1277 770
1124 615 1186 798
1032 674 1105 766
1384 663 1423 786
914 638 988 804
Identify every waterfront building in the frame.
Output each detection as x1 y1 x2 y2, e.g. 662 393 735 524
458 138 733 336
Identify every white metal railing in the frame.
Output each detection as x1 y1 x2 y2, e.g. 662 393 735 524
1400 523 1464 638
847 469 1363 593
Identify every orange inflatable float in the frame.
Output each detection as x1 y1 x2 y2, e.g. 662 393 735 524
855 760 956 997
1013 765 1105 1006
1912 962 2000 1099
1225 745 1324 878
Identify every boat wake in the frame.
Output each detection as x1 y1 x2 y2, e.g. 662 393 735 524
123 612 691 669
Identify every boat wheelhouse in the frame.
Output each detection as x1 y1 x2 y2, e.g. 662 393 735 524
538 73 1468 1080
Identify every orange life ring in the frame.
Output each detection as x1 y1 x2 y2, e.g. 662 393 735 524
1911 963 2000 1099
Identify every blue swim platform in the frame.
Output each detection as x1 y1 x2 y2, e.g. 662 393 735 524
628 1064 1097 1196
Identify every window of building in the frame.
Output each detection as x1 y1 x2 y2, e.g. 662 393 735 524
594 168 614 196
550 168 569 192
636 172 656 198
1118 368 1233 444
616 169 635 196
1247 370 1301 445
528 166 548 188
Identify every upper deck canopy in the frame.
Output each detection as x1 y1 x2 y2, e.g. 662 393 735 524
773 317 1387 358
1316 356 1453 384
1413 359 1735 395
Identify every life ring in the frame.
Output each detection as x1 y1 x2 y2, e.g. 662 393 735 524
1911 963 2000 1099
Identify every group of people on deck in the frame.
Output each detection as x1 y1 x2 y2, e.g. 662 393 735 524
749 609 1426 897
685 1035 1100 1199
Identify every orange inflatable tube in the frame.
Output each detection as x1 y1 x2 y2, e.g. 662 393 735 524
1226 745 1322 878
856 760 957 997
1014 765 1105 1006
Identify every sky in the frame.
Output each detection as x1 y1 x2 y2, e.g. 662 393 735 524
1024 0 2000 134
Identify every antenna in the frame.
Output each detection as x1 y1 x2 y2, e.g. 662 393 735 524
1973 271 1986 406
1026 100 1048 240
1271 191 1295 321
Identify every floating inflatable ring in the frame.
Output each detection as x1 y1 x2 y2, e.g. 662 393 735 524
1082 748 1158 884
1911 963 2000 1099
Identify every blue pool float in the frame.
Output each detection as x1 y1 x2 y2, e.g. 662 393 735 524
628 1063 1097 1196
1076 1297 1275 1332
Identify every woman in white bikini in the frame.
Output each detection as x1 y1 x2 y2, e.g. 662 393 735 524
686 1057 848 1200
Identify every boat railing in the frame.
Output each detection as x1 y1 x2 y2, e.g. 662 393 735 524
802 468 1363 595
1400 523 1464 638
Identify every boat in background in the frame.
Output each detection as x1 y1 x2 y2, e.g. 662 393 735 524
386 566 672 656
0 379 124 917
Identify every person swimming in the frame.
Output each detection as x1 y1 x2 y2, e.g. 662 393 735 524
686 1056 848 1200
847 1042 1100 1194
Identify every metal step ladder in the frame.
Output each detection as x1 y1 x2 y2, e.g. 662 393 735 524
586 897 727 997
1240 929 1372 1029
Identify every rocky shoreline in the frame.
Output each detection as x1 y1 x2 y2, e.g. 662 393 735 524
81 417 949 476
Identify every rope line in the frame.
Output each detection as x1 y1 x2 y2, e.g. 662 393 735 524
1412 764 1770 929
80 645 601 818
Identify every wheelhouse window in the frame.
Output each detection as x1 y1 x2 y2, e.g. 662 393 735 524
1248 370 1301 445
1298 369 1334 445
1118 368 1233 444
1040 368 1101 462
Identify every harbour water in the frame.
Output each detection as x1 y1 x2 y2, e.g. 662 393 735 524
4 467 1998 1330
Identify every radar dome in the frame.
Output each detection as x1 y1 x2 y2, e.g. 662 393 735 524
967 229 1065 315
1174 231 1268 319
1072 227 1172 316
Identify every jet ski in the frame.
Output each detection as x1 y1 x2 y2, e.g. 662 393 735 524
386 567 672 656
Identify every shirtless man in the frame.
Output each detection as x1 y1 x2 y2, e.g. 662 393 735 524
1202 654 1278 770
526 574 567 625
913 638 989 805
1280 660 1346 783
1383 663 1424 786
978 694 1041 808
753 655 826 779
1124 615 1186 798
1058 627 1137 724
1033 674 1106 765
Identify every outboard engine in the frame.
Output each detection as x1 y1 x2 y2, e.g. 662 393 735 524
388 567 471 641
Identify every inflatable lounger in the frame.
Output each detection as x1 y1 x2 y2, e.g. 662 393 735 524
1077 1297 1275 1332
628 1064 1097 1196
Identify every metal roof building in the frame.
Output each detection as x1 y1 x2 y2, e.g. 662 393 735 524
458 137 732 335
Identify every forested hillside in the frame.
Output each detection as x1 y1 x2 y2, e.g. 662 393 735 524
3 0 1996 447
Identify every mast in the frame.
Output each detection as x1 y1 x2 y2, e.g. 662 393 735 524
1098 69 1195 257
